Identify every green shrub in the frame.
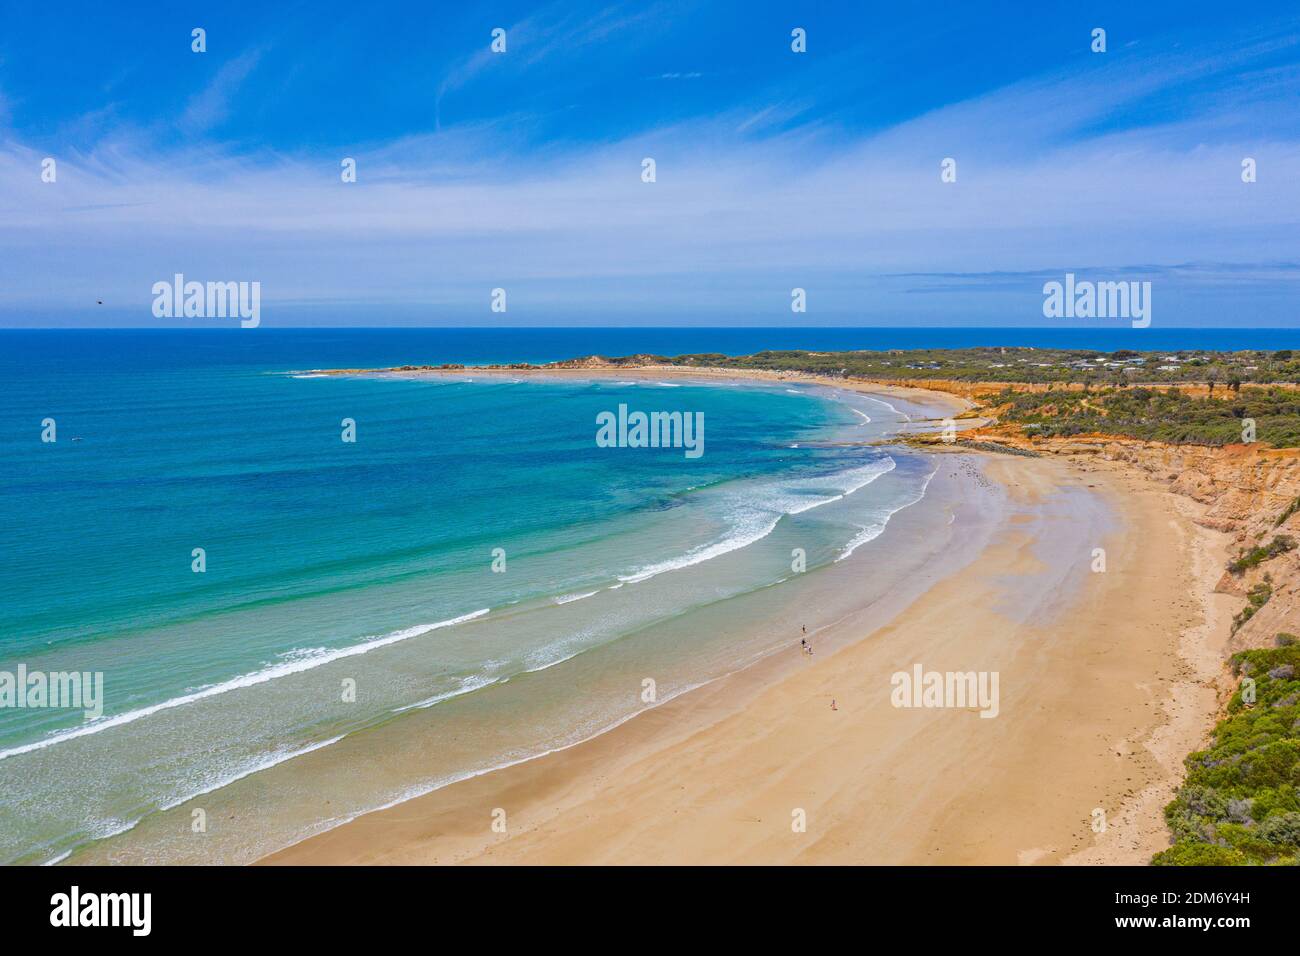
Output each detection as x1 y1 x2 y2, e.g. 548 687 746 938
1228 536 1297 575
1152 843 1247 866
1259 812 1300 847
1155 646 1300 864
1232 582 1274 633
1277 497 1300 527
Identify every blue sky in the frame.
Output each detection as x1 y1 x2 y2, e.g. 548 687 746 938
1 1 1298 327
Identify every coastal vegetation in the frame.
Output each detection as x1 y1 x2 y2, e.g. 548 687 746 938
1227 536 1296 576
639 347 1300 389
1153 645 1300 866
540 350 1300 448
1232 581 1274 634
1276 496 1300 527
993 386 1300 447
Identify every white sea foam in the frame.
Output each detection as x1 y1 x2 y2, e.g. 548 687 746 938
158 734 349 811
863 394 912 422
553 590 599 605
618 457 895 584
392 674 501 714
0 609 491 762
835 518 890 563
351 676 720 826
618 513 781 584
37 732 355 864
836 466 936 562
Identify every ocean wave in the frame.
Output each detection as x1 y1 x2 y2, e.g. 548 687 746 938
553 590 599 605
391 673 501 714
0 609 491 763
862 394 912 422
618 457 895 585
158 734 349 812
617 513 782 584
355 675 719 825
836 466 936 562
36 732 354 865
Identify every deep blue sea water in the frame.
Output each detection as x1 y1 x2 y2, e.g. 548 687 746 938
3 326 1298 379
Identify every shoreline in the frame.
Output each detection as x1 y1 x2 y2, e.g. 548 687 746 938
314 362 979 420
261 374 1230 865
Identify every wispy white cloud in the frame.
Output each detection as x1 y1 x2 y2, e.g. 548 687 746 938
180 48 266 135
435 0 671 129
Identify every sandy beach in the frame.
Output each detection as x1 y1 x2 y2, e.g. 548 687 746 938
326 362 980 421
262 376 1231 866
